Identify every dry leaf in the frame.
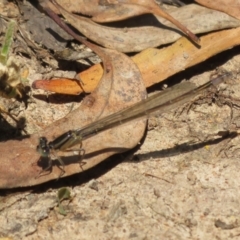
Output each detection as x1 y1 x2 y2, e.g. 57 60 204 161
0 45 146 188
90 0 198 43
0 12 147 188
195 0 240 21
33 27 240 95
41 0 101 16
41 2 240 52
32 78 84 95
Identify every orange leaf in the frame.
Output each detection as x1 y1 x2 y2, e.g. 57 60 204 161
32 78 84 95
35 27 240 95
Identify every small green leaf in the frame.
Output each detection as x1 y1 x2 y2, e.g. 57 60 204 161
57 187 71 203
58 204 67 216
0 20 16 65
57 188 71 216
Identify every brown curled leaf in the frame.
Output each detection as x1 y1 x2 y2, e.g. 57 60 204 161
0 11 147 188
0 47 146 188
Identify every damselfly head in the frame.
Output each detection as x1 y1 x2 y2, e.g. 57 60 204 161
36 136 66 178
37 137 51 158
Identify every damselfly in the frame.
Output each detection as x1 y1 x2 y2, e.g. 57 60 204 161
37 73 230 176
